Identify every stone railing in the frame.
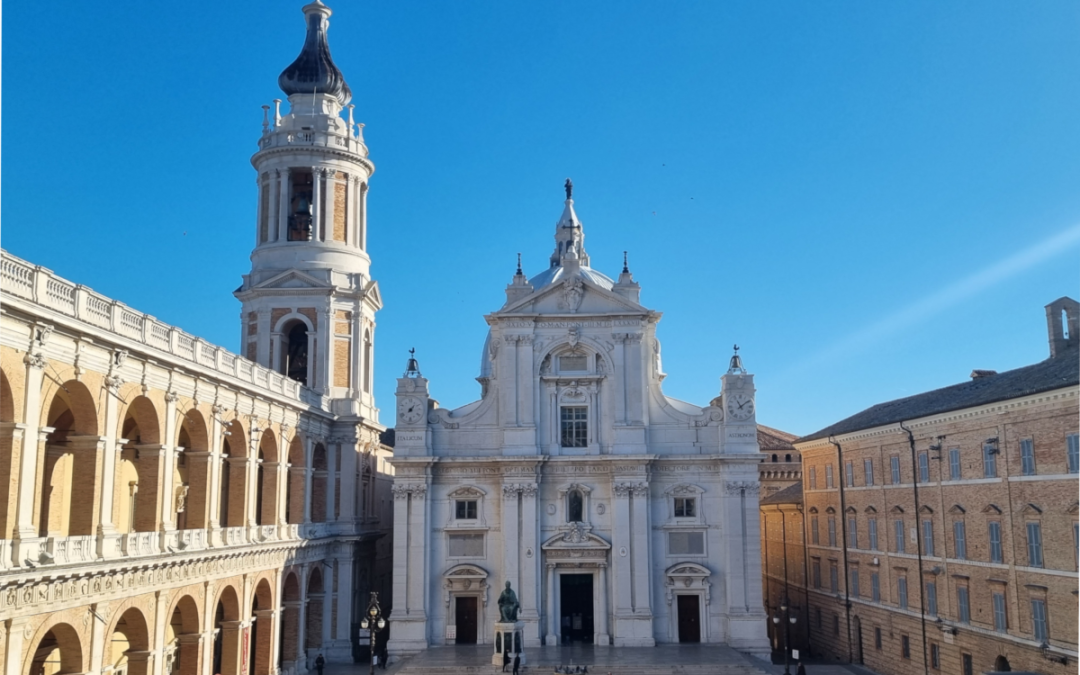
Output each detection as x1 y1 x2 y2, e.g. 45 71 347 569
47 535 97 566
223 526 248 547
1 250 304 402
122 532 160 557
256 128 369 158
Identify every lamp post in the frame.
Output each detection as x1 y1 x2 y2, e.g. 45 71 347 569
359 592 386 675
772 596 798 675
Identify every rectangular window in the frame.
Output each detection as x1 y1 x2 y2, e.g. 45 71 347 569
833 614 840 635
1027 522 1043 567
829 561 838 592
1020 438 1036 476
828 517 837 547
667 531 705 555
869 518 879 550
957 587 970 623
826 464 834 489
898 577 908 609
812 559 821 589
558 355 587 371
963 654 973 675
864 458 874 486
983 443 997 477
849 517 858 549
846 461 855 487
851 569 860 597
923 520 934 557
871 573 880 602
811 516 820 545
895 519 906 554
874 626 883 650
560 406 588 448
930 643 940 669
448 533 484 557
901 635 910 659
891 456 902 484
1074 522 1079 570
992 592 1007 632
926 581 938 616
1031 598 1049 642
809 467 817 490
953 521 967 560
919 451 930 483
989 522 1003 563
455 499 478 520
949 448 961 480
815 607 822 629
1069 434 1080 474
674 497 696 518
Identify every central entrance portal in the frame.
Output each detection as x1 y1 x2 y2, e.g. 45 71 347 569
559 574 594 644
455 597 478 644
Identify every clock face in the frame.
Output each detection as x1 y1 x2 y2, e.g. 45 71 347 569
727 393 755 421
399 396 425 424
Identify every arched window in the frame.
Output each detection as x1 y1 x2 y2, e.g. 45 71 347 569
363 329 372 393
785 454 792 462
772 454 778 463
568 489 584 522
282 321 309 385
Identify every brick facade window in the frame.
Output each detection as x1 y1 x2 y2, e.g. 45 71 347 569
957 586 971 623
953 521 967 560
809 467 817 490
869 518 879 550
983 443 997 478
833 614 840 635
1020 438 1036 476
874 626 883 650
851 568 860 597
894 519 906 554
864 458 874 486
901 634 910 659
812 558 821 588
988 521 1003 563
992 591 1007 632
828 517 837 547
926 580 938 616
930 643 941 669
846 461 854 487
826 464 834 489
918 451 930 483
811 516 820 545
890 456 901 484
871 572 880 602
922 519 934 557
948 448 961 480
1026 522 1044 567
963 653 973 675
1068 433 1079 473
829 561 839 592
848 517 858 549
897 576 908 609
1031 598 1049 641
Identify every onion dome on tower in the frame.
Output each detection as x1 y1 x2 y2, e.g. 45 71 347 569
278 1 352 106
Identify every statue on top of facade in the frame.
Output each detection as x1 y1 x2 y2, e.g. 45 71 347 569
497 581 520 622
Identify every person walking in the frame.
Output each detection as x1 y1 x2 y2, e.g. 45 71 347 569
315 654 325 675
512 654 520 675
796 662 806 675
502 650 510 673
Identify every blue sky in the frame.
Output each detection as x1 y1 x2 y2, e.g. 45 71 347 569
3 1 1078 436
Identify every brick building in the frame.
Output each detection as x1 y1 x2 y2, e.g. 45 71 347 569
764 297 1078 675
759 426 802 499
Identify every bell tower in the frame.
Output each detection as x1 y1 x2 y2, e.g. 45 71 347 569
236 1 381 418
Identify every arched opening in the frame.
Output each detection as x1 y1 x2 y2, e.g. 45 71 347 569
29 623 83 675
287 436 306 525
257 431 279 527
280 573 302 668
311 444 327 523
176 410 210 530
166 596 202 675
785 454 792 462
306 568 325 654
220 420 247 529
772 454 778 463
213 586 241 675
994 656 1011 672
567 489 584 523
0 368 15 537
251 579 275 675
282 321 309 386
39 381 99 537
110 607 151 675
117 396 162 534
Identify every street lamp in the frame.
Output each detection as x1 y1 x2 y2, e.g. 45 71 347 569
359 592 387 675
772 597 798 675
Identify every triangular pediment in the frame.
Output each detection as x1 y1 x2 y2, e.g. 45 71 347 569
500 272 646 316
541 527 611 550
362 279 384 310
251 269 330 291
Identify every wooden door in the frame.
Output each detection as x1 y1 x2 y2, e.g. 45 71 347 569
455 597 478 644
677 595 700 643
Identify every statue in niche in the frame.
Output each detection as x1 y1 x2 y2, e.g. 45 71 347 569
497 581 520 622
562 278 585 313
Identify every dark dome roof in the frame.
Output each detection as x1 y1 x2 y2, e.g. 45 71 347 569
278 2 352 106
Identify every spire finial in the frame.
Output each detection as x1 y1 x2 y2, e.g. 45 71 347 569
564 178 573 200
622 251 629 274
516 253 522 276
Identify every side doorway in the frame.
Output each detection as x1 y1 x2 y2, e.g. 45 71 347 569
455 597 478 644
676 595 701 643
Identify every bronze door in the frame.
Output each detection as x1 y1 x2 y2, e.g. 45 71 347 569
677 595 701 643
455 597 478 644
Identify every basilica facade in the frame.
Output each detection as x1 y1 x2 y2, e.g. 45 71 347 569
387 194 771 655
0 5 393 675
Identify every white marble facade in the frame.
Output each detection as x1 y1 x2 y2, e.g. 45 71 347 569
387 195 769 656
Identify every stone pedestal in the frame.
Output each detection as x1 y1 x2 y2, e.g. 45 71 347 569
492 621 526 666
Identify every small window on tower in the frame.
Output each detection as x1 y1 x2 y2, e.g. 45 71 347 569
288 170 314 241
283 321 309 386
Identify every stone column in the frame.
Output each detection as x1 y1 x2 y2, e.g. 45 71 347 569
303 467 314 525
320 563 334 649
545 563 557 646
517 337 534 426
323 170 337 242
333 555 354 658
337 441 357 526
611 484 633 617
311 167 323 241
297 563 309 668
271 333 284 373
324 443 337 524
219 620 243 675
519 484 540 647
88 601 110 675
630 483 652 617
502 484 520 590
13 353 47 554
388 484 429 654
359 182 368 250
96 377 122 545
160 392 180 533
546 383 558 453
597 564 610 645
253 609 276 675
613 337 627 425
267 172 279 243
4 617 30 675
151 589 170 675
277 169 291 242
